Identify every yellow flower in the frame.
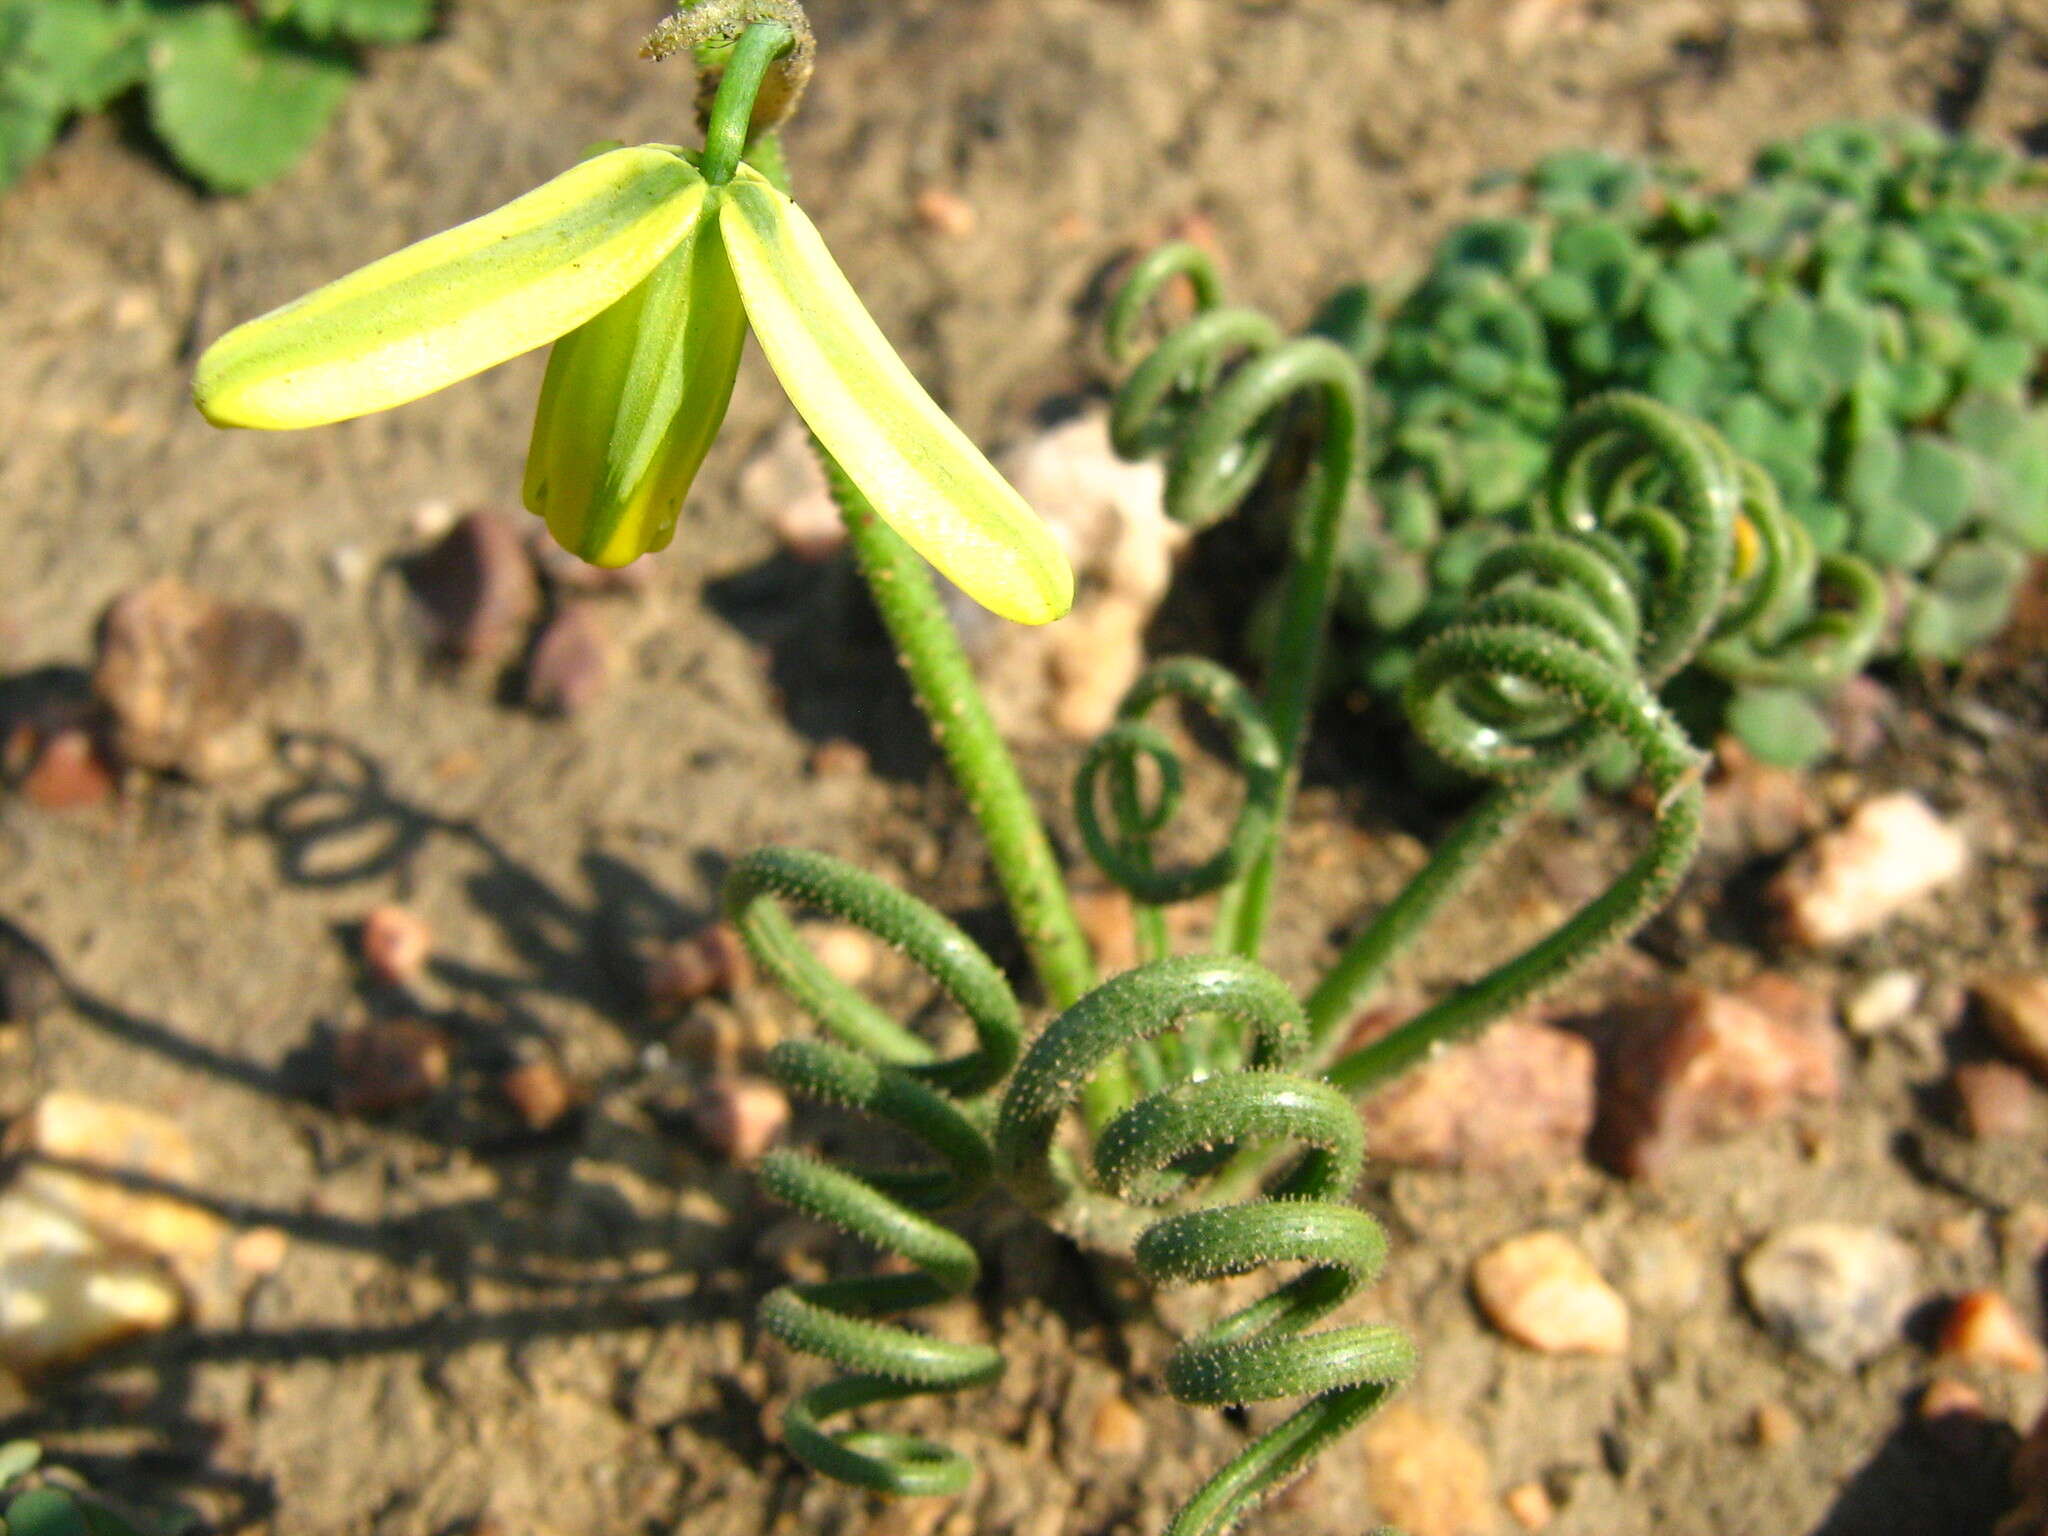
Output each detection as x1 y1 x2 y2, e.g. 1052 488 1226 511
194 145 1072 625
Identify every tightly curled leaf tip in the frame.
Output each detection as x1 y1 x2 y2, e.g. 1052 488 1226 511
642 0 816 132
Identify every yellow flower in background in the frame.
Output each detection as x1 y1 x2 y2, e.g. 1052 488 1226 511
193 144 1073 626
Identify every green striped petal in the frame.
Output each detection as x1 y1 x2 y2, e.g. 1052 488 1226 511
194 146 707 430
523 186 747 567
718 164 1073 625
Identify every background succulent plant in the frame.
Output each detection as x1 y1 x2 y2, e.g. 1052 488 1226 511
1343 120 2048 765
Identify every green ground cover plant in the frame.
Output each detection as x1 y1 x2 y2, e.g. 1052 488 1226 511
0 1440 155 1536
1333 121 2048 766
0 0 435 194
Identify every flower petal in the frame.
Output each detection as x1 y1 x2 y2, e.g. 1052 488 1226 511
523 189 748 567
194 146 707 429
718 165 1073 625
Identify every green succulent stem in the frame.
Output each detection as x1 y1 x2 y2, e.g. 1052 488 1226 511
826 464 1099 1017
1213 341 1366 958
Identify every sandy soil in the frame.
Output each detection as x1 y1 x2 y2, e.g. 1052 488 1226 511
3 1 2047 1533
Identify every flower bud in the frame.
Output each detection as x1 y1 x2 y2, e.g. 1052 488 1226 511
523 189 747 566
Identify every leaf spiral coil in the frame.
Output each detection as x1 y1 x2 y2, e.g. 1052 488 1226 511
725 848 1023 1496
997 957 1416 1536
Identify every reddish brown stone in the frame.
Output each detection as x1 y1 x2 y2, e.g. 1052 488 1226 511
1364 1019 1595 1170
359 905 432 987
1954 1061 2039 1140
1594 977 1840 1179
690 1077 789 1163
18 728 115 810
1701 738 1822 860
499 1059 578 1133
643 924 753 1012
913 186 978 238
808 739 869 778
404 511 540 663
523 602 613 716
1937 1290 2046 1373
331 1020 450 1115
92 576 303 780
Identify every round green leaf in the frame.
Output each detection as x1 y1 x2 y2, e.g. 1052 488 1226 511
146 4 353 193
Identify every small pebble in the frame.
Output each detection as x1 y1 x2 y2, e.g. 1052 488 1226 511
499 1059 578 1134
93 576 303 780
1937 1290 2046 1373
1613 1222 1709 1315
644 924 752 1011
1088 1394 1147 1457
1954 1061 2038 1140
1594 978 1839 1179
808 739 868 778
808 923 876 987
1368 1019 1595 1171
670 1005 744 1071
1504 1481 1554 1531
1770 793 1969 947
1821 674 1894 763
1472 1231 1629 1356
523 602 613 715
1741 1222 1917 1370
1973 974 2048 1082
913 186 978 238
18 729 115 810
360 905 432 986
0 920 63 1026
1360 1406 1496 1536
330 1020 451 1115
1842 970 1921 1037
1701 740 1821 860
690 1077 790 1163
1749 1401 1802 1449
969 411 1178 741
403 510 541 663
0 1251 184 1377
1921 1377 1986 1423
230 1226 289 1277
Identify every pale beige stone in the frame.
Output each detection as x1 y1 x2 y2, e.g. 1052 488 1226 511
6 1092 227 1283
1472 1232 1629 1356
1361 1406 1497 1536
1771 793 1968 947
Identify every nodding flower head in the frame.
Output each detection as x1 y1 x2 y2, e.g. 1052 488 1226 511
192 14 1071 625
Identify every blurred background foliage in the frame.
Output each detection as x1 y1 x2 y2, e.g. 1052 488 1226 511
0 0 435 194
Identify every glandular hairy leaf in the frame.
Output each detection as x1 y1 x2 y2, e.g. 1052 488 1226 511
194 147 707 429
717 165 1073 625
524 190 747 567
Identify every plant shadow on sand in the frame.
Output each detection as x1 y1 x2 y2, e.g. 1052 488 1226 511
4 730 1121 1529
